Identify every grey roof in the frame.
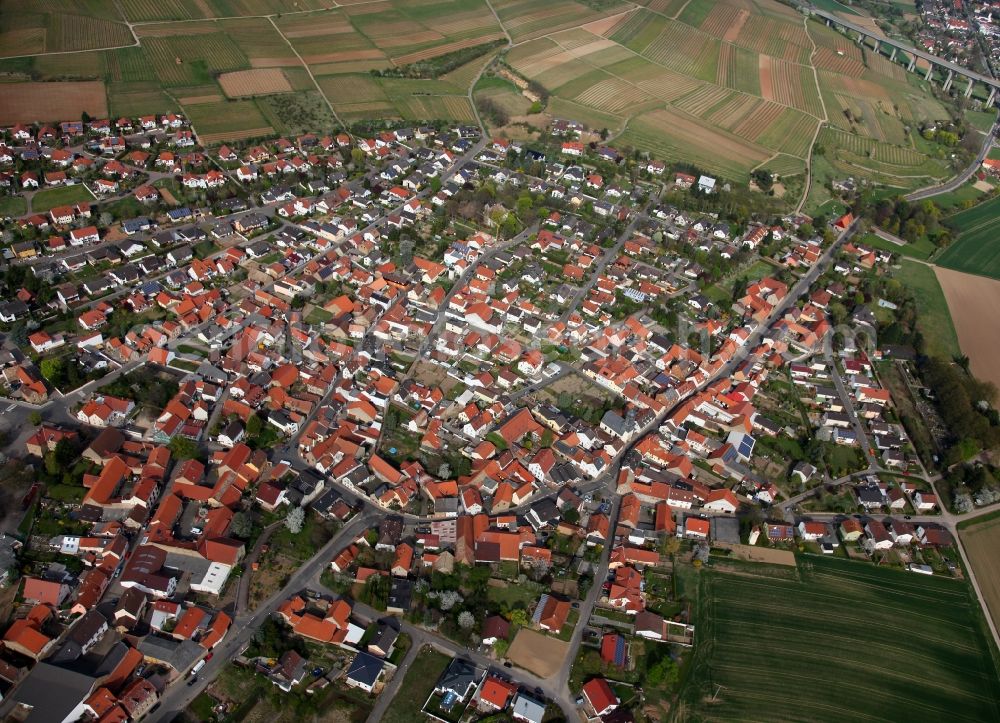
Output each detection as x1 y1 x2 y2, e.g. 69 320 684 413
512 693 546 723
388 578 412 612
436 658 478 698
368 621 399 656
346 651 384 686
711 517 740 545
138 635 204 672
6 662 97 723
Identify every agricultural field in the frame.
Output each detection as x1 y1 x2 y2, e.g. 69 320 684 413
492 0 629 42
620 107 772 181
117 0 331 22
960 513 1000 633
500 0 957 195
343 0 504 65
635 0 689 17
183 99 274 143
0 2 132 58
937 197 1000 279
218 68 292 97
935 267 1000 389
136 28 250 87
0 81 107 125
717 43 759 95
315 73 478 123
682 556 1000 721
106 81 174 118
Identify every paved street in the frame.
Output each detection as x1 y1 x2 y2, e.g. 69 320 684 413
146 512 377 723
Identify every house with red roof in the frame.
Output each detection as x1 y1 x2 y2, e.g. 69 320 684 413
582 677 618 716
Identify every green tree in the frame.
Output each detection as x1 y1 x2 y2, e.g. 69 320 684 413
508 609 529 627
28 411 43 426
231 511 253 538
39 357 63 384
646 656 679 686
246 413 263 438
53 437 79 468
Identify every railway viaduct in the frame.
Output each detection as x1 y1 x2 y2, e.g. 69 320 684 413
806 6 1000 106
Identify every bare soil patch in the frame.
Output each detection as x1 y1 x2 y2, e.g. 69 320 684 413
934 266 1000 388
159 187 180 206
507 629 570 678
0 81 107 125
714 543 797 566
582 10 635 38
759 54 774 100
723 9 750 42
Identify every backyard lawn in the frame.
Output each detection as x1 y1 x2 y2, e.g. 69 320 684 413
894 259 961 359
382 648 450 723
30 184 93 213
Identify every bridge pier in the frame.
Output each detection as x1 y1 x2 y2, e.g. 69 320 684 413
989 87 997 107
908 57 916 72
890 47 897 62
943 70 954 92
925 64 933 82
965 78 975 98
857 31 865 45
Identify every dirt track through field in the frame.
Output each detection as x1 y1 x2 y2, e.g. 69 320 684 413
934 266 1000 388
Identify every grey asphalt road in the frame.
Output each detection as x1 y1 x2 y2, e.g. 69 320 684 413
147 511 376 723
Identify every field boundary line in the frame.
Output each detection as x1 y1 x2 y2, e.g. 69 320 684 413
266 15 345 130
125 5 339 27
751 151 779 173
671 0 693 19
795 16 830 214
484 0 512 45
0 42 138 60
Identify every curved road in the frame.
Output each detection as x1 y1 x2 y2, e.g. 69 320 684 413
906 120 998 201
